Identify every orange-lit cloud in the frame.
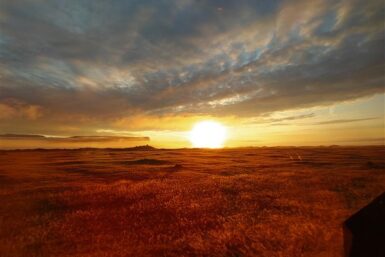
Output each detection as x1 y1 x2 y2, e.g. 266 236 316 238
0 101 42 120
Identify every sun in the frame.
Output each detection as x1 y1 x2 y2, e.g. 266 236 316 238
189 121 227 148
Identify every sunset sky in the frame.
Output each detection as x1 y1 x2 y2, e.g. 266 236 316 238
0 0 384 148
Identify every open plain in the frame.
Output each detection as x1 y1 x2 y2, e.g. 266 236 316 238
0 146 384 257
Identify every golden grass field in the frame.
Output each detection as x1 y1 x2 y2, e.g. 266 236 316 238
0 146 384 257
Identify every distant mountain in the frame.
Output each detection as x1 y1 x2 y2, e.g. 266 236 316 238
55 136 150 142
0 134 45 138
0 134 150 142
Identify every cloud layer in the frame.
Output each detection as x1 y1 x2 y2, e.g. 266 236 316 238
0 0 384 132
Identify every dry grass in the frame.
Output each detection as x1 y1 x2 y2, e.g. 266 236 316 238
0 146 384 257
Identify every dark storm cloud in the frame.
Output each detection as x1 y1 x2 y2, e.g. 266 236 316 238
0 0 384 129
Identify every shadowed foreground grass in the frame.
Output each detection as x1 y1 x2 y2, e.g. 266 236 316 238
0 146 384 257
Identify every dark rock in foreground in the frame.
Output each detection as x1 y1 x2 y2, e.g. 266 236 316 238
344 192 385 257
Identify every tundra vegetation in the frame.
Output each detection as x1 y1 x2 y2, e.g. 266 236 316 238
0 146 384 257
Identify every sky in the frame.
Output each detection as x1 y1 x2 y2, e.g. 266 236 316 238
0 0 384 148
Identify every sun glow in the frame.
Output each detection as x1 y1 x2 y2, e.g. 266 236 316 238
189 121 227 148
